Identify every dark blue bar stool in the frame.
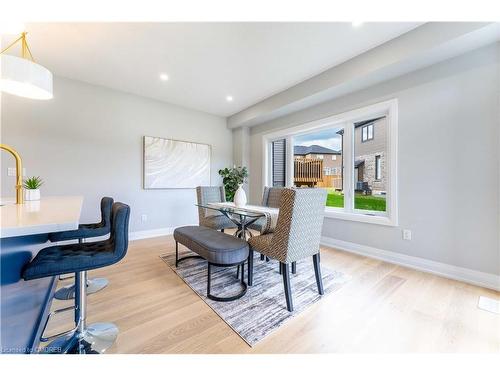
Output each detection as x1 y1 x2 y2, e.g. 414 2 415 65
49 197 113 300
23 202 130 354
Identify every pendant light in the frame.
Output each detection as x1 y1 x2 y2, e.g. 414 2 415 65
0 32 53 100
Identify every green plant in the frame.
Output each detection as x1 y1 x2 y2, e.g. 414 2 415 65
23 176 44 190
218 166 248 201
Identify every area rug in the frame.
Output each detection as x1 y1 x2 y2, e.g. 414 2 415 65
160 250 349 346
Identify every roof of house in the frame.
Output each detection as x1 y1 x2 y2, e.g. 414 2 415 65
355 159 365 167
354 116 386 128
294 145 340 155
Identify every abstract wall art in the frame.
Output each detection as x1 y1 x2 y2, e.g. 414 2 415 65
143 136 211 189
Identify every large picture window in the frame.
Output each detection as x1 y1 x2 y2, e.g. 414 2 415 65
263 99 398 226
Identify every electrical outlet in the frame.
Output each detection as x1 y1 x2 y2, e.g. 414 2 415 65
402 229 412 241
141 214 148 223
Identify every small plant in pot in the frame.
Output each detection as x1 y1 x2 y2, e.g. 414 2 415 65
218 166 248 207
23 176 43 201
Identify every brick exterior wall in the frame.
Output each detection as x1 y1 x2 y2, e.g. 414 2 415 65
355 151 386 193
354 117 387 193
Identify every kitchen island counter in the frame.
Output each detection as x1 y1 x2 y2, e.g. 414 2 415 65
0 196 83 353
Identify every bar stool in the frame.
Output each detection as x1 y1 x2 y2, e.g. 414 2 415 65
23 202 130 354
49 197 113 300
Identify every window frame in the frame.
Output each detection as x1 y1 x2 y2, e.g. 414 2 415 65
262 99 398 227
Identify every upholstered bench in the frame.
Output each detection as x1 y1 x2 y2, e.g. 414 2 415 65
173 226 249 301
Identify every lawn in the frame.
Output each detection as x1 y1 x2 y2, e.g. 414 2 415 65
326 190 386 212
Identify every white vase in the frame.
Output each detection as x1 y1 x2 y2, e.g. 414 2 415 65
24 188 40 201
233 184 247 207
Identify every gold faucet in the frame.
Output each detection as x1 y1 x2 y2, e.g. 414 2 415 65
1 144 24 204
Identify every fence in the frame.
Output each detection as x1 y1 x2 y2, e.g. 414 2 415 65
316 175 343 190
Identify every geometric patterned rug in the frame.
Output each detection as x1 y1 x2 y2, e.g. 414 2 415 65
160 249 349 346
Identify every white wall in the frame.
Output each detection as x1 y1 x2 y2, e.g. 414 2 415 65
243 43 500 276
1 76 233 233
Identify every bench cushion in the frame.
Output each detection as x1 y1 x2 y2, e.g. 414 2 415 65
174 226 249 265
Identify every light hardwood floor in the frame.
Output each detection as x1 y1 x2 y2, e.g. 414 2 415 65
46 235 500 353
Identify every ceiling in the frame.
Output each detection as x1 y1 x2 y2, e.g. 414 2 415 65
2 22 422 117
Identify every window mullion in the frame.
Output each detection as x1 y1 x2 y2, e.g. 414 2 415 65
343 123 354 213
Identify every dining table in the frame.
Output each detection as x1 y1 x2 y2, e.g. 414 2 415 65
195 202 279 240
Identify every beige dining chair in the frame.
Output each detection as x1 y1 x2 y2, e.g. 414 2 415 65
196 186 237 232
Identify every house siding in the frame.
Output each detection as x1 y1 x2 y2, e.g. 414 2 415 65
354 117 387 192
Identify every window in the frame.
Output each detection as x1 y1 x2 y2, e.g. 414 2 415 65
362 123 374 142
292 126 344 208
375 155 381 180
263 99 398 226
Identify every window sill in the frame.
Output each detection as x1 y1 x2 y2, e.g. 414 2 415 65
323 209 398 226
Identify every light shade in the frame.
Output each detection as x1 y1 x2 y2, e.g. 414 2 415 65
0 54 53 100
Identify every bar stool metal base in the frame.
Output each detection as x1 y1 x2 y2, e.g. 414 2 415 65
54 277 108 300
45 322 118 354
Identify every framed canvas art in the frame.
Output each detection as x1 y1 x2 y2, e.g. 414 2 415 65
143 136 211 189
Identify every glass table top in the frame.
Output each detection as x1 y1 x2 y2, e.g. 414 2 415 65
195 203 266 218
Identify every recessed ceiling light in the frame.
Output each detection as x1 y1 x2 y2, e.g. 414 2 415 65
159 73 169 81
226 96 233 102
352 21 364 27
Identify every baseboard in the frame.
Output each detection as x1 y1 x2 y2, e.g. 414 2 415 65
129 224 198 241
321 236 500 291
54 225 196 245
129 227 175 241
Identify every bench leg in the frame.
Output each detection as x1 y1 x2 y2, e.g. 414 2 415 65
175 243 204 268
175 241 178 267
291 261 297 274
248 248 253 286
207 262 247 302
207 262 211 296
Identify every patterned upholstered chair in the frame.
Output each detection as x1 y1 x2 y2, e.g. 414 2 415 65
196 186 237 232
261 186 285 208
249 186 286 261
248 188 327 312
249 186 285 230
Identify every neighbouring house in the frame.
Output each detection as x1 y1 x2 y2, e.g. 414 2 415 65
353 116 387 194
337 116 387 195
293 145 342 189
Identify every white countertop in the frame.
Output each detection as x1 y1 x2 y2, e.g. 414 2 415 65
0 196 83 239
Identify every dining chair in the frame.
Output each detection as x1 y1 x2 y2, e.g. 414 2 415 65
247 187 327 312
249 186 284 232
196 186 237 232
249 186 286 261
